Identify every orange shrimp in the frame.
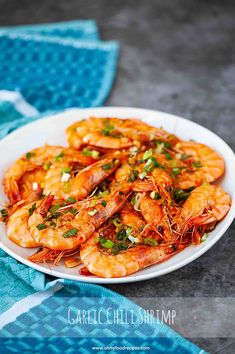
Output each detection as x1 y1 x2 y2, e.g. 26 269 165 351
43 153 122 200
3 145 95 204
7 201 40 248
133 168 173 202
114 156 173 202
173 141 225 189
80 232 181 278
139 195 174 242
28 182 132 250
176 184 231 243
66 117 173 150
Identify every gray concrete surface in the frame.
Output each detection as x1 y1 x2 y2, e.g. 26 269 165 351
1 0 235 352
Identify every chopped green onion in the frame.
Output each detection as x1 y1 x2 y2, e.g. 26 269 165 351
171 167 182 176
116 229 127 240
113 218 122 227
164 152 173 160
67 197 76 204
0 208 8 221
144 237 158 246
192 161 202 168
139 171 147 180
63 228 78 238
43 163 51 171
181 153 189 161
36 223 47 231
101 200 107 207
201 233 208 242
97 190 110 198
49 203 60 214
55 152 64 161
100 238 115 248
26 152 35 160
61 167 71 174
128 169 139 182
174 188 190 201
82 148 100 158
65 208 77 215
101 123 115 136
150 191 160 200
101 163 114 170
28 203 36 216
143 149 153 161
155 140 172 149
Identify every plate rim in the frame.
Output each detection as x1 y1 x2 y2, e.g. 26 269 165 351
1 106 235 284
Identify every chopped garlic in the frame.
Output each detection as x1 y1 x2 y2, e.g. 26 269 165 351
32 182 38 190
61 173 71 183
83 136 89 143
129 146 139 155
128 235 139 244
150 191 159 200
175 153 182 159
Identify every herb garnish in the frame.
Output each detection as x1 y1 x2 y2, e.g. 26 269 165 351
63 228 78 238
55 152 64 161
0 208 8 222
144 237 158 246
128 169 139 182
101 200 107 207
36 223 47 231
26 152 35 160
100 238 115 248
28 203 36 216
67 197 76 204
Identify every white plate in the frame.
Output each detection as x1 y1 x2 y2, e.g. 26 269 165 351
0 107 235 284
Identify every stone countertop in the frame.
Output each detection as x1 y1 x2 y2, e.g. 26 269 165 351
1 0 235 352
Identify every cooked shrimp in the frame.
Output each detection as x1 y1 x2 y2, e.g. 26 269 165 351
114 156 173 202
120 203 146 243
28 182 132 250
3 145 95 204
66 117 173 150
173 141 225 189
176 184 231 243
139 195 174 242
6 201 40 248
133 168 173 202
80 232 181 278
43 153 122 200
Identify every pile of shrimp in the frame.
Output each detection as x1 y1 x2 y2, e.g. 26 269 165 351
0 117 231 278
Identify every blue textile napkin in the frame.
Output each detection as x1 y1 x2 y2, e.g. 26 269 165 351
0 21 205 353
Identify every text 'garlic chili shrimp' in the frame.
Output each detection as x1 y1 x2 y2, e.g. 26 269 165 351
66 117 174 150
28 182 132 250
43 153 122 200
173 141 225 189
80 232 182 278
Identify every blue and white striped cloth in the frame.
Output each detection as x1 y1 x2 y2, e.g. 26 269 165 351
0 20 205 353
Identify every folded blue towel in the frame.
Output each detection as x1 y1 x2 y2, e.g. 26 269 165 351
0 21 205 354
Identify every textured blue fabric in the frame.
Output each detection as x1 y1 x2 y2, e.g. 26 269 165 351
0 20 99 41
0 33 118 112
0 21 205 354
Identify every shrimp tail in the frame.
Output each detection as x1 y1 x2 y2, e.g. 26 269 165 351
39 194 54 218
3 178 21 204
